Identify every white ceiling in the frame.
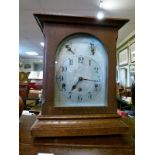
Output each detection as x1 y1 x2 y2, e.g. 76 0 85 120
19 0 135 59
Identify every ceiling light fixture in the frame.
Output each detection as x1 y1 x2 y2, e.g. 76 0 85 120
26 51 39 56
99 0 119 10
96 11 105 20
99 0 104 8
40 42 44 47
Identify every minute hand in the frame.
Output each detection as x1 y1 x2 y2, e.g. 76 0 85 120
82 78 98 82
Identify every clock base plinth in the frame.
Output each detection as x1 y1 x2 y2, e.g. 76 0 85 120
31 115 129 137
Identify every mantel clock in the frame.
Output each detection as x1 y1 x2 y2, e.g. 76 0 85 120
31 14 129 137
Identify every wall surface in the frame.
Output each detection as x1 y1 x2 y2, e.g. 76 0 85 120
19 59 43 72
117 31 135 87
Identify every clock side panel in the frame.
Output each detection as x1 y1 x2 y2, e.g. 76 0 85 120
41 23 118 115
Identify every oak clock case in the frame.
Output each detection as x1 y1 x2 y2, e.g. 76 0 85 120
55 34 108 107
31 14 129 137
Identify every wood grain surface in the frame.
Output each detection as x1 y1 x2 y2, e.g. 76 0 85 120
20 115 134 155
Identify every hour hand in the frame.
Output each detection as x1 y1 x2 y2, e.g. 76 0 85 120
71 77 82 91
71 84 76 91
71 81 79 91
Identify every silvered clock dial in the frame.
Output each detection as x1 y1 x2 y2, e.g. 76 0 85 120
54 34 108 107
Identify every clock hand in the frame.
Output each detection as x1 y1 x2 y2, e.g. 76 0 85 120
71 80 80 91
71 77 83 91
71 84 77 91
80 77 98 82
90 43 95 55
65 45 75 54
71 77 98 91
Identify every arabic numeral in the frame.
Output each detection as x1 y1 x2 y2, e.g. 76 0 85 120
68 92 72 99
61 66 67 72
94 67 99 73
57 75 63 82
88 92 92 99
62 83 66 91
94 83 101 91
69 59 73 65
78 57 84 63
97 76 101 82
77 95 83 101
89 60 91 66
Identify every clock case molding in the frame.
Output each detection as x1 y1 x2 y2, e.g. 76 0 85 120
31 14 129 137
